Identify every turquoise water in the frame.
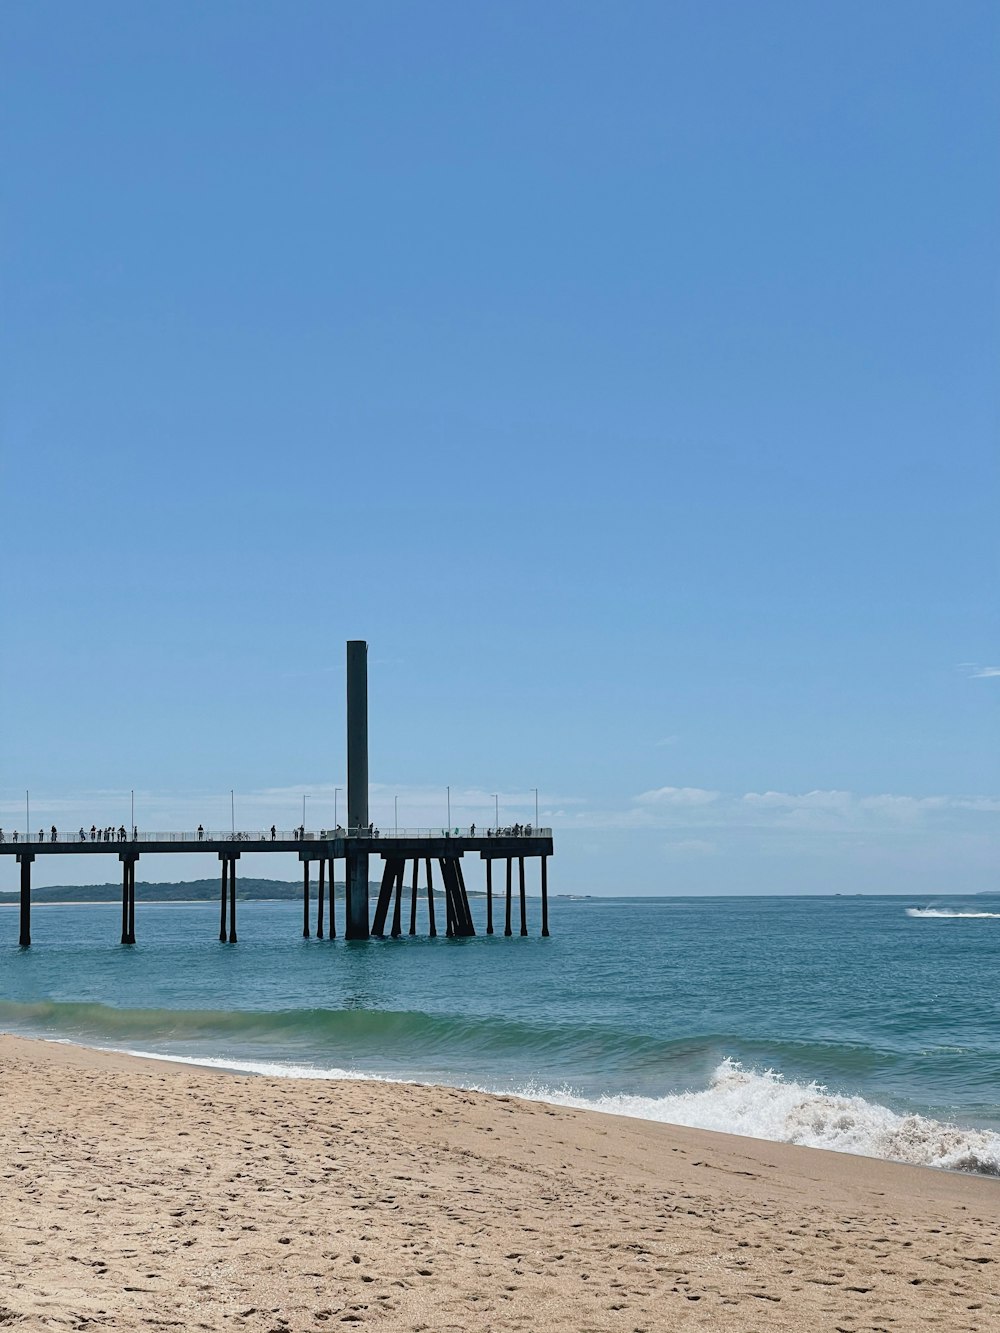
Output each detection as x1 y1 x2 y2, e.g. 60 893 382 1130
2 894 999 1173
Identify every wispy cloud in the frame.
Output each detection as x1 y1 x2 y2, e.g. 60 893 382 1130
636 786 719 806
961 663 1000 679
577 785 1000 835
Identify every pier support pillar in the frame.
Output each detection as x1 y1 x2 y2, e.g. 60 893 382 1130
408 857 419 936
224 853 239 943
372 858 397 937
519 856 527 936
454 858 475 936
17 853 33 948
345 848 370 939
317 858 325 938
345 639 370 939
485 859 494 934
390 860 404 937
328 858 337 938
119 854 137 945
541 855 550 937
504 857 513 937
441 859 455 937
219 857 229 941
303 861 311 938
425 857 437 937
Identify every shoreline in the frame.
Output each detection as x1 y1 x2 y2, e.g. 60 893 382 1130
2 1034 998 1332
10 1029 1000 1178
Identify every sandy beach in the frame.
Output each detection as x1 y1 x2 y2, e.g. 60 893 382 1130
1 1036 997 1332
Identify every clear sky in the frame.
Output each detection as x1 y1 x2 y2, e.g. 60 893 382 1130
2 1 997 894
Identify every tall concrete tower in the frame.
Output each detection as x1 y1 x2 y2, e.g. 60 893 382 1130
344 640 370 938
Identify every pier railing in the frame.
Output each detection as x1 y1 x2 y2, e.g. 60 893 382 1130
2 826 553 846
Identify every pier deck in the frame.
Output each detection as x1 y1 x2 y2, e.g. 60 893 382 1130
2 828 553 947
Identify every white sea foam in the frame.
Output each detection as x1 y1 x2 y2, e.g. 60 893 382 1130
52 1040 1000 1176
532 1060 1000 1175
906 907 1000 919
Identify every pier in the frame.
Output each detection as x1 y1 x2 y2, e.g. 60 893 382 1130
2 642 553 947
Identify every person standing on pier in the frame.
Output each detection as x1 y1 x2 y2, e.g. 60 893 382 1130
197 825 204 841
270 825 276 841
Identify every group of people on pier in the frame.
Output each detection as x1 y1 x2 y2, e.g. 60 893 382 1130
0 825 135 844
81 825 134 842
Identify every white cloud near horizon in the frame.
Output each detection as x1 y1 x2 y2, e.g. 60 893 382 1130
962 663 1000 678
635 786 720 806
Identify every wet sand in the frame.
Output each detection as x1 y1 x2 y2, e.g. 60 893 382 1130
1 1034 997 1331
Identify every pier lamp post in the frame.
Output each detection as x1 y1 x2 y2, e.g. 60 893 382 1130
302 794 309 832
131 790 134 837
492 793 499 830
394 795 398 834
26 790 29 842
334 787 342 829
446 785 451 829
532 788 539 828
231 790 235 838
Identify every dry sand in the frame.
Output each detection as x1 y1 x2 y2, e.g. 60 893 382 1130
1 1035 997 1331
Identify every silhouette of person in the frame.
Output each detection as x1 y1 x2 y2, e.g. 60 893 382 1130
270 825 276 841
197 824 204 841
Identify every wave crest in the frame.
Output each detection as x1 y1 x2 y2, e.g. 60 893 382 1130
906 908 1000 919
535 1060 1000 1176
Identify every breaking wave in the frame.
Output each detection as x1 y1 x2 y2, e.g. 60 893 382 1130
535 1059 1000 1177
906 907 1000 919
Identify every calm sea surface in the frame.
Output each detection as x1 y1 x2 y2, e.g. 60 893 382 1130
2 894 999 1173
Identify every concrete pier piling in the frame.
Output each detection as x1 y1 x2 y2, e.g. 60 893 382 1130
316 858 325 938
519 856 528 937
228 857 238 943
541 855 550 937
391 861 404 938
327 858 336 938
409 858 419 936
18 853 33 947
302 861 310 939
219 857 228 941
119 854 137 945
425 857 437 937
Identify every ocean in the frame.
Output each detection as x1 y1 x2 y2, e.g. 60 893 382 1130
2 893 999 1175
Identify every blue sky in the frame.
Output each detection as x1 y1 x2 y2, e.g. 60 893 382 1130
1 1 997 894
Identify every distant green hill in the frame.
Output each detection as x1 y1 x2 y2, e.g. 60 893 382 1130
0 877 333 904
0 876 487 904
